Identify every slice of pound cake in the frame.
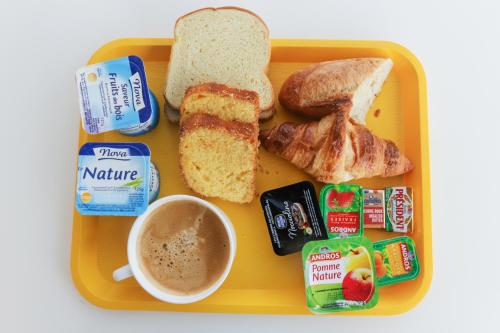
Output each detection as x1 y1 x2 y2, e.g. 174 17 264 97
165 7 274 122
179 83 259 203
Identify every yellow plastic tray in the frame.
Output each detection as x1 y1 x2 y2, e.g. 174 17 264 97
71 38 432 315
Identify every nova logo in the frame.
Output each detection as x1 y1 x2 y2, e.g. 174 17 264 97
93 147 130 161
129 72 145 111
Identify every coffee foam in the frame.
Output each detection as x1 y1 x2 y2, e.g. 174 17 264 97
138 200 229 295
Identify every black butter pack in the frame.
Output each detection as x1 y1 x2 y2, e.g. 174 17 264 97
260 181 328 255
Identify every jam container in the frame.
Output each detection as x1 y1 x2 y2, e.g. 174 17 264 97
319 184 364 239
373 236 420 286
302 236 378 314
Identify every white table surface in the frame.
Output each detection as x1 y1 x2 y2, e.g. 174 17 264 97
1 0 498 331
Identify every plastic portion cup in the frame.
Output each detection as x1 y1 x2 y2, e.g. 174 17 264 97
118 89 159 136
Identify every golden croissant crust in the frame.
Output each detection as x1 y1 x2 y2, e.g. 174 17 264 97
259 112 412 183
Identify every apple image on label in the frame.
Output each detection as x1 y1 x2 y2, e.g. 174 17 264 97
374 251 387 277
342 268 374 302
345 246 372 272
327 190 355 208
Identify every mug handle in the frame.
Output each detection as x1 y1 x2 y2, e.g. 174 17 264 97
113 264 133 282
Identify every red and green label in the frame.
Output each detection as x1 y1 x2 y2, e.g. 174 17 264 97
319 184 364 239
385 187 413 233
302 236 379 313
363 189 385 228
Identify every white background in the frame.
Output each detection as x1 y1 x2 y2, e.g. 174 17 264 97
1 0 498 331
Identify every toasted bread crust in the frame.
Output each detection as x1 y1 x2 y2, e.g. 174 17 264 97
180 83 261 128
166 82 266 123
184 83 260 108
175 7 270 42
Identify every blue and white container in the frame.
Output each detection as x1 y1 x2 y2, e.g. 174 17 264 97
76 56 158 135
148 161 160 203
118 90 159 136
76 142 151 216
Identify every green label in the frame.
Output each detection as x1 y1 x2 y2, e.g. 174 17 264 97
373 236 420 286
384 187 413 233
319 184 364 239
302 236 379 314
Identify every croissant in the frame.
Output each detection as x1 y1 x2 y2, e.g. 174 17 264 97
259 112 412 183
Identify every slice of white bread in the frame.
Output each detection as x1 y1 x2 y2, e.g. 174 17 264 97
179 83 259 203
278 58 393 124
165 7 274 122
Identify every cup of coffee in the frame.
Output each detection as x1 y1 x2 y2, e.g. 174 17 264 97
113 195 236 304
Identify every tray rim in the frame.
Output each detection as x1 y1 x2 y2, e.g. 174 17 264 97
71 37 433 316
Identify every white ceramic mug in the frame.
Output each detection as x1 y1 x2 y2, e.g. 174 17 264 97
113 195 236 304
